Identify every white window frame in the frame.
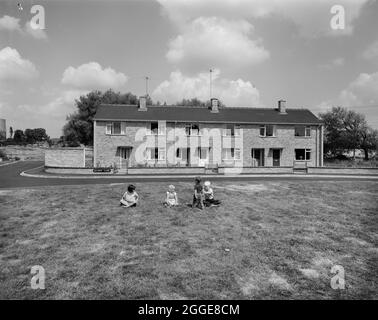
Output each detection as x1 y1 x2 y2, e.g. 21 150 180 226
305 126 311 137
260 125 276 137
222 148 241 160
234 125 241 136
186 123 200 136
295 148 311 161
158 147 166 160
295 126 311 137
105 122 126 135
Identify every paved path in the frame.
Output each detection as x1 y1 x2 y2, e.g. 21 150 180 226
0 161 377 189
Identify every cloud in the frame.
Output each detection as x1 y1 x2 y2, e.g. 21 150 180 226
61 62 128 90
0 89 87 138
24 21 48 40
0 47 39 81
338 72 378 106
319 57 345 69
166 17 269 71
0 15 22 32
317 71 378 113
152 69 261 107
158 0 369 37
363 41 378 64
0 15 47 39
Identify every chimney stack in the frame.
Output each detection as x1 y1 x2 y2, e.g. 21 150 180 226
138 96 147 111
210 98 219 113
278 99 286 113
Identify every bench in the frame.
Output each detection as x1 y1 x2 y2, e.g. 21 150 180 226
93 167 112 173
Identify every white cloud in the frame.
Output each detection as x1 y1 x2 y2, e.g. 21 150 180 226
158 0 369 37
338 72 378 106
0 15 22 32
317 71 378 113
0 15 48 39
166 17 269 71
363 41 378 64
0 47 39 81
319 57 345 69
24 21 48 40
152 69 261 107
61 62 128 90
0 89 87 138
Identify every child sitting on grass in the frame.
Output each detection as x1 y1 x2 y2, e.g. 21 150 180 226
192 176 204 210
203 181 221 207
120 184 139 208
164 184 179 207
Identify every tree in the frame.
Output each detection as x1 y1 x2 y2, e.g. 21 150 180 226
9 126 13 139
175 98 226 108
63 89 144 145
13 130 25 144
24 128 50 144
319 106 378 160
360 127 378 160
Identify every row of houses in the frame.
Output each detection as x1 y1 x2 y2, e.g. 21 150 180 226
92 97 324 170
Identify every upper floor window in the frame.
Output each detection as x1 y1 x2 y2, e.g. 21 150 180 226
295 126 311 137
185 124 200 136
148 122 165 135
223 124 241 136
105 122 126 135
260 125 275 137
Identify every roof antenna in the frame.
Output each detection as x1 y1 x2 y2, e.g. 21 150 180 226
209 69 213 100
145 76 149 97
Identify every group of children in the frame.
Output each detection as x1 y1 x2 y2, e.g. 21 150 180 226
119 176 221 209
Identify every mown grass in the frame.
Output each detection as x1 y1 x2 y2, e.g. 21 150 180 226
0 180 377 299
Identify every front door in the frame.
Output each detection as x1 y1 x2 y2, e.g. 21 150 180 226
272 149 280 167
119 147 131 169
251 148 264 166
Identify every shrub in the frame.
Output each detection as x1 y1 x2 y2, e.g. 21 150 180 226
0 149 6 158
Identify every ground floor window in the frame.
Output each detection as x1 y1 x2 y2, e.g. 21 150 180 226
147 147 165 160
251 148 264 166
295 148 311 161
222 148 241 160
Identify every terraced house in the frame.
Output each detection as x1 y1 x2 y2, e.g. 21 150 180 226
93 97 324 171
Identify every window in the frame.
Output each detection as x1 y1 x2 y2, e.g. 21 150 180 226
158 148 166 160
105 122 126 135
197 147 209 160
113 122 121 135
295 149 311 161
295 126 311 137
222 148 241 160
147 147 165 160
260 125 275 137
150 122 158 135
185 124 200 136
223 124 241 136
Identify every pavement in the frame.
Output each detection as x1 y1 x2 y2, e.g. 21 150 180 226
0 161 378 189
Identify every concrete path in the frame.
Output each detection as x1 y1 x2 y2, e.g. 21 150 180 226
1 161 377 189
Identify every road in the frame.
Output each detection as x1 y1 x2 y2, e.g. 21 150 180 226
0 161 377 189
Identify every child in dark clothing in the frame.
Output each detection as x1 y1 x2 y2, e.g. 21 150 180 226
192 176 204 210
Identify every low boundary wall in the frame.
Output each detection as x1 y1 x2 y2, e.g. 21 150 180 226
45 148 85 168
308 167 378 175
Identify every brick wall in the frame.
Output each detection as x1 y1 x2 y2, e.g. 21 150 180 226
45 148 85 167
94 121 322 168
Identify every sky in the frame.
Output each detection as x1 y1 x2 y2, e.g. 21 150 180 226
0 0 378 138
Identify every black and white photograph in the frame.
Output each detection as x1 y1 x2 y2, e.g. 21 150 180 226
0 0 377 305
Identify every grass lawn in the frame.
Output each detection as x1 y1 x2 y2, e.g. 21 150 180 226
0 180 377 299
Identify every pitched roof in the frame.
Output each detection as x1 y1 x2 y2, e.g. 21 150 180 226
93 104 322 125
